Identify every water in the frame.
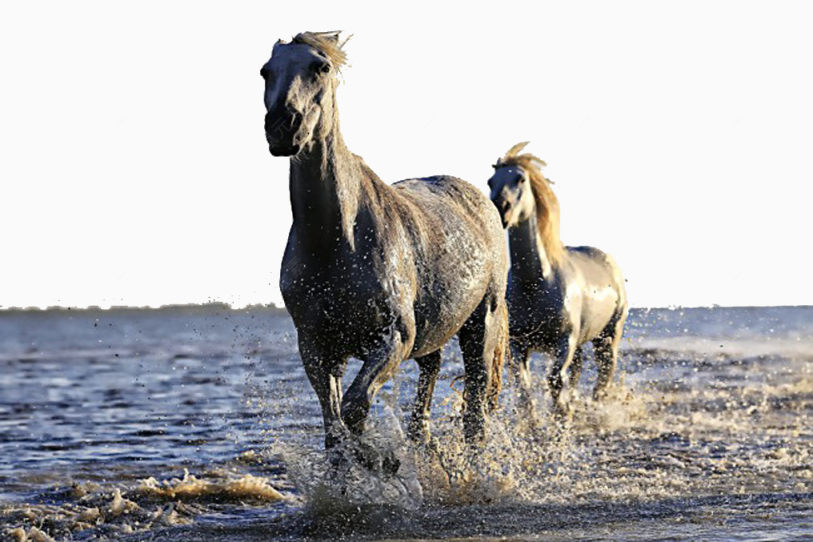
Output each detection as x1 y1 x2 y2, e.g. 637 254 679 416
0 305 810 541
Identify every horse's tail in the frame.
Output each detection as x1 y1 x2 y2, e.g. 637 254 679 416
486 301 510 413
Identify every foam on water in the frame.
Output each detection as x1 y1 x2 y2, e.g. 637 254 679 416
0 465 293 540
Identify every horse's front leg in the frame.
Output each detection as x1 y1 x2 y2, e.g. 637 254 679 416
341 329 408 473
547 333 578 419
342 325 414 435
341 331 407 436
509 342 545 431
568 346 584 391
509 342 533 409
299 342 348 457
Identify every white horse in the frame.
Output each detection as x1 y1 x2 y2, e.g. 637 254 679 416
487 143 628 416
261 32 509 468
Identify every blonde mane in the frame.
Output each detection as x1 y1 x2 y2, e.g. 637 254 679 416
292 31 349 69
495 142 564 265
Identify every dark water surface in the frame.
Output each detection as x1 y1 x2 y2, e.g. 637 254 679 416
0 306 811 541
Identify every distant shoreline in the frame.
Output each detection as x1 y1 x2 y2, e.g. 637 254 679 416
0 302 290 316
0 303 810 316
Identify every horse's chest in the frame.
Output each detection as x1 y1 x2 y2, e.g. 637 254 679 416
280 252 397 340
284 268 371 315
507 278 569 346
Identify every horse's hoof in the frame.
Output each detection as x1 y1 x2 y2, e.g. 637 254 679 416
327 447 350 472
351 441 400 475
552 400 574 422
382 451 400 475
425 436 442 457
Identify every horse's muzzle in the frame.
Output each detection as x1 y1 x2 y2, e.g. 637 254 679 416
491 198 511 229
268 142 301 157
265 109 303 156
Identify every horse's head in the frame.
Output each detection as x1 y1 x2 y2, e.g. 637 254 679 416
261 31 345 157
488 164 534 229
489 143 564 262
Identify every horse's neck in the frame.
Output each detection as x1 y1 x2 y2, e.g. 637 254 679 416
289 113 365 253
509 215 554 282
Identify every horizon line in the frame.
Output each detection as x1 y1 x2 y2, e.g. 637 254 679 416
1 302 811 313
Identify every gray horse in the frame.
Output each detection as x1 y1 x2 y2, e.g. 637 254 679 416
487 142 627 416
261 32 509 466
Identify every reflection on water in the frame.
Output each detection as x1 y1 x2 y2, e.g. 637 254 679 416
0 306 811 541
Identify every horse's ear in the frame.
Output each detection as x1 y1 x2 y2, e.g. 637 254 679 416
319 30 353 49
323 31 341 43
505 141 530 158
272 39 286 54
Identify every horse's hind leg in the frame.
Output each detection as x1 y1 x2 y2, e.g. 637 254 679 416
407 350 442 444
592 311 627 400
458 294 502 443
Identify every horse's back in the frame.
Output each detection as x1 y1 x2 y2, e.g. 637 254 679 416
567 246 620 281
393 175 505 259
391 175 507 355
393 176 501 236
566 246 627 339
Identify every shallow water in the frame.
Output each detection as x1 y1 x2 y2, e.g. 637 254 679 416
0 306 810 541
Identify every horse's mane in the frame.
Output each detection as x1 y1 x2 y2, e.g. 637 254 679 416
292 31 349 69
495 142 564 264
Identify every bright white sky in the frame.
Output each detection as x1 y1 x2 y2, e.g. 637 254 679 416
1 1 811 309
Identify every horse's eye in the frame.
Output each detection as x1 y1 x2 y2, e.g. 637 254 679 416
312 60 331 74
516 175 525 184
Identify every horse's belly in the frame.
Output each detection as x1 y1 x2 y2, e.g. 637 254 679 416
410 292 482 358
408 236 495 356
